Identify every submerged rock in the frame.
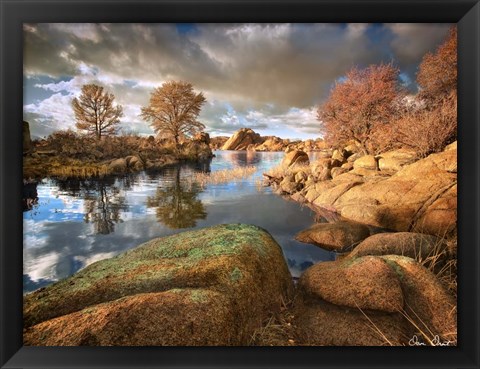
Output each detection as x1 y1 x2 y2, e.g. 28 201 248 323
295 220 370 252
24 224 293 346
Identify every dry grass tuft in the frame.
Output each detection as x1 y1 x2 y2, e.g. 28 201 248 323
415 232 457 298
249 297 297 346
189 166 257 188
361 231 457 346
49 163 110 179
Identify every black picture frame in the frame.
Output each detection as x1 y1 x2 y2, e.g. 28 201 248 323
1 0 479 368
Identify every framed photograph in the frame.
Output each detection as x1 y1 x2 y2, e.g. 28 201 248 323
1 0 479 368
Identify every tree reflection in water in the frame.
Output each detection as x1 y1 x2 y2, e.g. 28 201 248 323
83 183 127 235
146 167 207 229
54 177 129 235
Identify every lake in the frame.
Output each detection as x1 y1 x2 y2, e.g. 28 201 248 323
23 150 334 293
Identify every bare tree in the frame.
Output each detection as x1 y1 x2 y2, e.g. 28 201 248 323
318 63 404 155
141 81 206 145
72 84 123 139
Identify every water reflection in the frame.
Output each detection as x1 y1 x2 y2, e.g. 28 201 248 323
23 180 39 211
23 151 334 293
216 150 262 168
83 183 128 235
146 167 207 229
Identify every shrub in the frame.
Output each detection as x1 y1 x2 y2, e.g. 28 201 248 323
392 91 456 157
318 63 404 155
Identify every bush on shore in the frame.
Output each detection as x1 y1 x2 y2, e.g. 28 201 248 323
25 130 212 179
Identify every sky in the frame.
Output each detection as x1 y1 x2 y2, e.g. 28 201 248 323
23 23 451 140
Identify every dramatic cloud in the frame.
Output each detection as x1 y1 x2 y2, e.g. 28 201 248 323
23 23 452 139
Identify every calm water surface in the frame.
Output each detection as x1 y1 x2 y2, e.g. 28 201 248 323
23 150 334 293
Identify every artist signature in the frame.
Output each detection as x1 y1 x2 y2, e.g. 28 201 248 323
408 335 453 346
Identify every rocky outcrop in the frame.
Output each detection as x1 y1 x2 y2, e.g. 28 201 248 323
269 144 457 237
145 155 178 170
353 154 378 170
108 158 128 174
412 184 457 235
295 220 370 252
23 224 293 346
294 255 457 346
335 148 457 233
125 155 144 171
23 121 33 154
281 150 309 169
221 128 263 150
210 136 229 150
255 136 287 152
215 129 325 152
377 149 418 174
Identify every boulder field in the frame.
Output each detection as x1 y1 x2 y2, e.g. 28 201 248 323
218 128 326 152
23 224 293 346
267 143 457 237
23 222 456 346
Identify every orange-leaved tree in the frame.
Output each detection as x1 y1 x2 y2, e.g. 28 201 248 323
318 63 404 155
141 81 206 146
393 26 457 157
72 84 123 140
417 26 457 104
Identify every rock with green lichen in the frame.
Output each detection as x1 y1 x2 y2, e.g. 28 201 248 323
23 224 293 346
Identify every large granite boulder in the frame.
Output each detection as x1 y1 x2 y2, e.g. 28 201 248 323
381 255 457 343
221 128 263 150
299 256 404 312
281 150 309 169
125 155 144 171
353 155 378 170
294 256 409 346
295 220 370 252
210 136 229 150
108 158 127 174
333 148 457 234
294 255 457 346
255 136 285 152
348 232 447 261
412 184 457 236
24 224 294 346
377 149 418 173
